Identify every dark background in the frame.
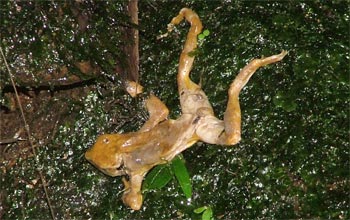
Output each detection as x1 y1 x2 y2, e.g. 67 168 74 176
0 1 348 219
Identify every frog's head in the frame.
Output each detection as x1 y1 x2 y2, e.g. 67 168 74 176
85 134 124 176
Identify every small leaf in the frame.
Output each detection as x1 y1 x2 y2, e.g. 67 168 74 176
142 164 172 191
194 206 207 214
283 101 297 112
198 33 205 40
202 207 213 220
171 155 192 199
203 29 210 36
188 49 199 57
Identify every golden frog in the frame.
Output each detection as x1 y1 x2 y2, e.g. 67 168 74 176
85 8 287 210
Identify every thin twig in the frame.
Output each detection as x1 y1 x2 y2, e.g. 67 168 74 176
0 46 56 219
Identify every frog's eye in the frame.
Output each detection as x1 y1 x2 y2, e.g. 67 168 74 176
103 138 110 144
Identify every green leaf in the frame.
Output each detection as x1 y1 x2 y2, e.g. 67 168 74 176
198 33 205 40
194 206 207 214
202 207 213 220
171 155 192 199
142 164 172 191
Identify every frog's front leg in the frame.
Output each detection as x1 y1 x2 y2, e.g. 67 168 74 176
122 173 144 210
139 94 169 132
196 51 288 145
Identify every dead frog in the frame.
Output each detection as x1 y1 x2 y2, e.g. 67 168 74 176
85 8 287 210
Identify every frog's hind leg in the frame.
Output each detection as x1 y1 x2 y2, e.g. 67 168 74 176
220 51 288 145
195 51 287 145
163 8 203 93
164 8 215 115
175 8 203 93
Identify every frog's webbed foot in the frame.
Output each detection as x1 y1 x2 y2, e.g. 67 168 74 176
125 80 144 97
122 174 144 210
196 51 288 145
139 94 169 132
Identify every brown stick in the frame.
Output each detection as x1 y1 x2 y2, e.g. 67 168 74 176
116 0 139 83
126 0 139 82
1 60 100 89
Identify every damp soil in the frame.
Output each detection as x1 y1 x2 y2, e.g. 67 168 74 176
0 86 89 170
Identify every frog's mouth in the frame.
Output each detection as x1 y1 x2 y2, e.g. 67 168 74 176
85 156 126 177
101 166 126 177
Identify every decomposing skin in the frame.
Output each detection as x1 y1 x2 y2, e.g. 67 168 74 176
85 8 287 210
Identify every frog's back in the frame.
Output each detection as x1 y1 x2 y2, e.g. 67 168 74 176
124 114 200 170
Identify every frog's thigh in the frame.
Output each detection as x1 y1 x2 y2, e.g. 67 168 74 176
140 94 169 132
196 116 225 145
196 113 241 146
221 95 242 145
